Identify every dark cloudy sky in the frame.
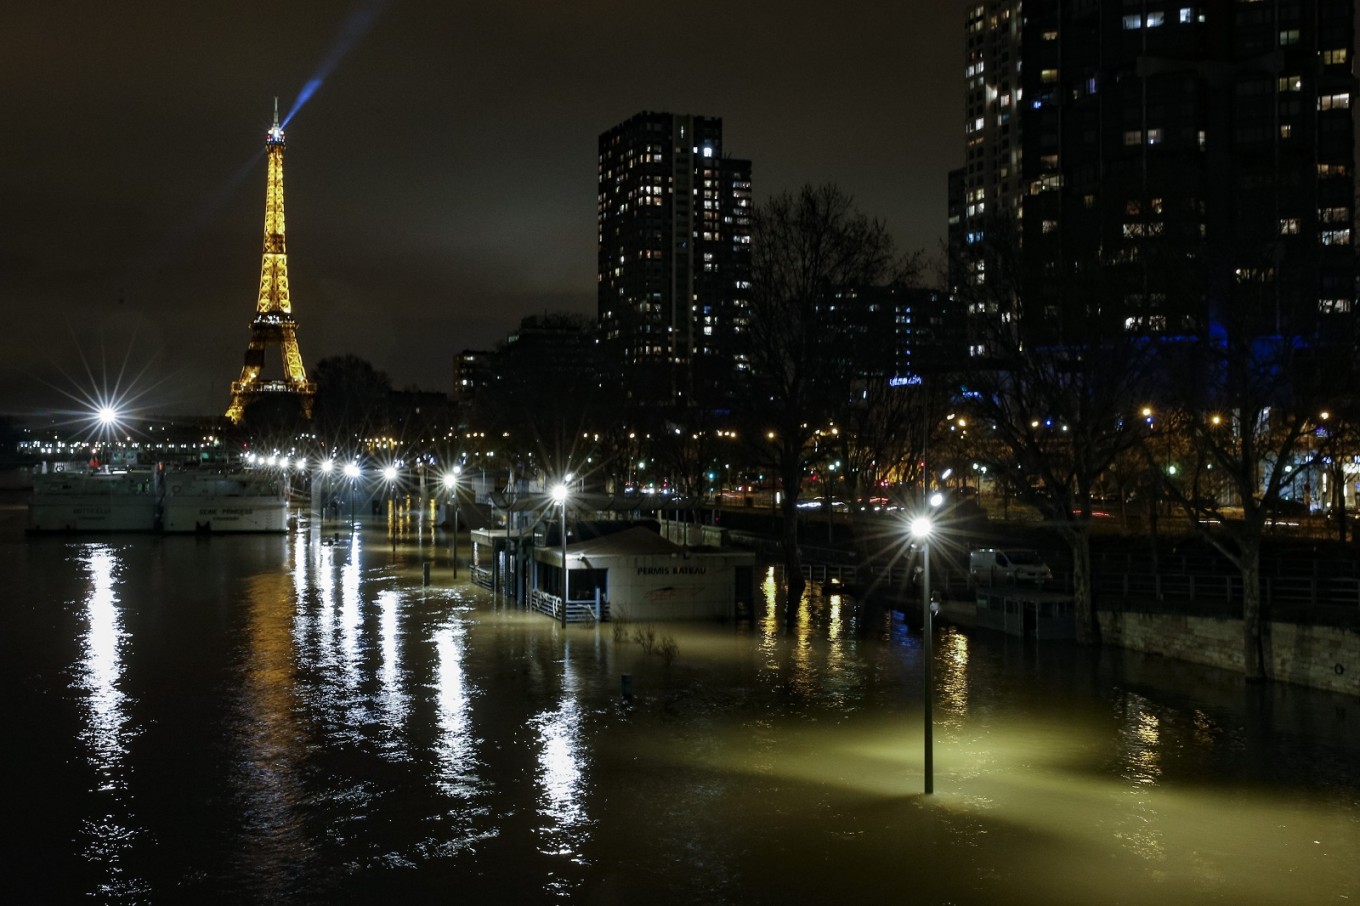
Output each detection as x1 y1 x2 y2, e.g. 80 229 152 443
0 1 963 416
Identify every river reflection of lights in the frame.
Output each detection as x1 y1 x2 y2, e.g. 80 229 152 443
236 565 310 898
75 544 149 896
935 628 971 728
338 543 363 688
434 619 477 793
534 645 588 856
377 590 409 743
78 545 132 781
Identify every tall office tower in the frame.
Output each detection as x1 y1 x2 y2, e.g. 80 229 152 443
598 112 752 407
956 1 1356 347
957 1 1025 289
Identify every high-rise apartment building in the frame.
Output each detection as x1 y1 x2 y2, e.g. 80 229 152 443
955 0 1356 347
598 112 752 407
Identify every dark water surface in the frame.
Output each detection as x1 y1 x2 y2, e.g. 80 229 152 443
3 504 1358 904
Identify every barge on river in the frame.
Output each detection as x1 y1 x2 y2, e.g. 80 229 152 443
27 468 289 534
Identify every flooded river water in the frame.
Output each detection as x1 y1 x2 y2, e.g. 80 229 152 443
3 506 1357 904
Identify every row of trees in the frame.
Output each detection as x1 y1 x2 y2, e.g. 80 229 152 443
954 213 1357 678
234 184 1356 680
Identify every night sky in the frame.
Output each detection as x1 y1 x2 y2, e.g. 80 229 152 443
1 1 963 417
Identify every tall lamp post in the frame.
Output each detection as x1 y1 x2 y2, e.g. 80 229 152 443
552 483 568 626
909 501 939 795
443 466 461 579
343 461 361 529
320 458 334 523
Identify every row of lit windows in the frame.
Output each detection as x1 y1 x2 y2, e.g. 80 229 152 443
1126 199 1166 216
1122 8 1202 30
1123 222 1166 238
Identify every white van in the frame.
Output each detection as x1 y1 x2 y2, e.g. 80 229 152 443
968 548 1052 587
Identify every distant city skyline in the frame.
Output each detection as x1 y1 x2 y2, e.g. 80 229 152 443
0 2 964 417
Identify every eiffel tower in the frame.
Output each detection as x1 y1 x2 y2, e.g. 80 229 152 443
225 100 316 424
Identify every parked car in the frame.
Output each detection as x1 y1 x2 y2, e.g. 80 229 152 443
968 548 1053 588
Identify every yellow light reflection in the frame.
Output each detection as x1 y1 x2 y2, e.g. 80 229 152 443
237 567 308 890
758 566 779 656
1119 695 1164 785
936 628 971 728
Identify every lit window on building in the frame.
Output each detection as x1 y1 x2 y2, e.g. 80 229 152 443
1279 218 1300 235
1319 93 1351 111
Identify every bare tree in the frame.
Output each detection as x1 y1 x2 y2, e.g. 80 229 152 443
831 377 952 563
1154 333 1333 680
957 225 1160 644
739 184 906 608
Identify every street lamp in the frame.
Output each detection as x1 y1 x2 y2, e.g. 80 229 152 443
443 466 462 579
909 509 937 795
552 482 569 627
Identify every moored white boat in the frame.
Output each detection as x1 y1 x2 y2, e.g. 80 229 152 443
27 470 159 533
160 472 289 533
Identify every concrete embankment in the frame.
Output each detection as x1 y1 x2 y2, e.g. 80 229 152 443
1098 610 1358 696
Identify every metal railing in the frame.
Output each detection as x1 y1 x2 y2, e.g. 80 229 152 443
528 588 603 623
471 564 493 590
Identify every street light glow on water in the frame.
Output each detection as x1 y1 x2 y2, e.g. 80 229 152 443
4 512 1357 903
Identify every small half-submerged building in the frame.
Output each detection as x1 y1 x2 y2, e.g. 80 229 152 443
471 513 755 622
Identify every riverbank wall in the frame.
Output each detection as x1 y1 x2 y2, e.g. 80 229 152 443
1098 610 1358 696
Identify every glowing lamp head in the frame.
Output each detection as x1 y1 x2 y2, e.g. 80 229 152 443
443 472 458 490
321 458 334 473
343 462 360 479
382 465 397 482
929 492 945 508
551 484 568 505
909 515 933 539
97 406 119 427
